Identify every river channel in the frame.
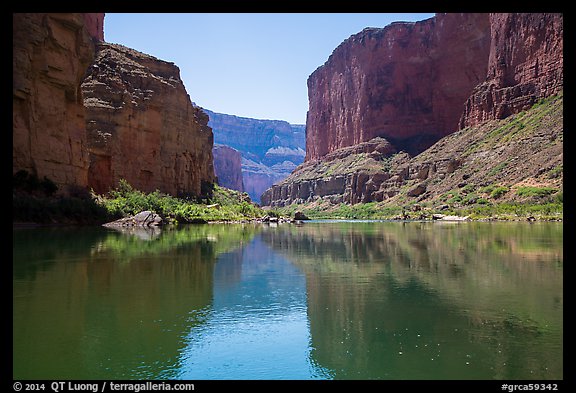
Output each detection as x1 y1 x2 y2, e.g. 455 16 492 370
13 221 563 380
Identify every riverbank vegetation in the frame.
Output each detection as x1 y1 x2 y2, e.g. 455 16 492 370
13 172 561 226
268 186 563 222
98 179 264 223
13 174 265 225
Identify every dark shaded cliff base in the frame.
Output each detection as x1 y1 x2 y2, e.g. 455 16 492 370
13 179 265 226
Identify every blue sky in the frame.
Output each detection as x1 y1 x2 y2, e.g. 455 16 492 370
105 13 435 125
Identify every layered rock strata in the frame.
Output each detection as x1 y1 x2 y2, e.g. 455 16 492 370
460 13 563 127
262 92 563 208
12 13 103 194
261 137 401 206
263 13 563 208
82 42 215 197
305 13 491 161
205 109 305 203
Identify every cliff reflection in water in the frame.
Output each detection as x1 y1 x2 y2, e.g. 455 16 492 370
262 221 563 379
13 224 260 379
13 221 562 380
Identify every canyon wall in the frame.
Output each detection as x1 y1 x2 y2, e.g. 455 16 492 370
263 13 563 208
460 13 563 127
205 110 305 203
213 145 244 192
305 13 491 161
81 42 215 197
13 13 103 194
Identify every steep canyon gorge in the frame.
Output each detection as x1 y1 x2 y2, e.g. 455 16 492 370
262 13 563 208
13 13 214 199
13 13 563 211
206 110 305 203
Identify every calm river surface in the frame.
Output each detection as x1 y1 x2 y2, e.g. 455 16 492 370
13 221 563 380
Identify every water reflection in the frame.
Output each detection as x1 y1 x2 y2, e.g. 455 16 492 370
262 221 563 379
177 237 330 379
13 221 562 380
13 225 259 379
104 225 162 240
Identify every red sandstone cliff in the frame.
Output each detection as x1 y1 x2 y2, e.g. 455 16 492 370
213 145 244 192
305 13 491 161
460 13 563 127
263 13 563 208
13 13 103 194
83 13 105 42
82 42 215 197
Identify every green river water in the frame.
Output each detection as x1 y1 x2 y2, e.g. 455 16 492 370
13 221 563 380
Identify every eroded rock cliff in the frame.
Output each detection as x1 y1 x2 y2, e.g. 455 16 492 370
82 42 215 197
262 93 563 208
460 13 563 127
205 110 305 203
305 13 491 161
13 13 103 194
213 144 244 192
263 13 563 208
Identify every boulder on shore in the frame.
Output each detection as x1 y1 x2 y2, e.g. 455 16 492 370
294 211 310 221
432 214 469 221
103 210 164 228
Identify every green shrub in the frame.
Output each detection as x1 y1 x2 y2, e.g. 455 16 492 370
490 186 509 199
516 186 557 198
99 180 264 223
554 192 563 203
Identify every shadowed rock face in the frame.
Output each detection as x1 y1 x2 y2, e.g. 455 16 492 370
12 13 103 194
305 13 491 161
213 145 244 192
82 42 215 197
459 13 563 127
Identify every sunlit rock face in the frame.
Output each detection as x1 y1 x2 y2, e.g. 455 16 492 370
82 42 215 197
205 109 305 203
305 13 491 161
262 13 563 208
459 13 563 127
12 13 102 194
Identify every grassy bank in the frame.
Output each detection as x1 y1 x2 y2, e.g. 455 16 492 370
269 196 563 222
98 180 265 223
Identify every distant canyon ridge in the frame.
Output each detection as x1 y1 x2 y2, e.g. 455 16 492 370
206 110 305 203
13 13 562 210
